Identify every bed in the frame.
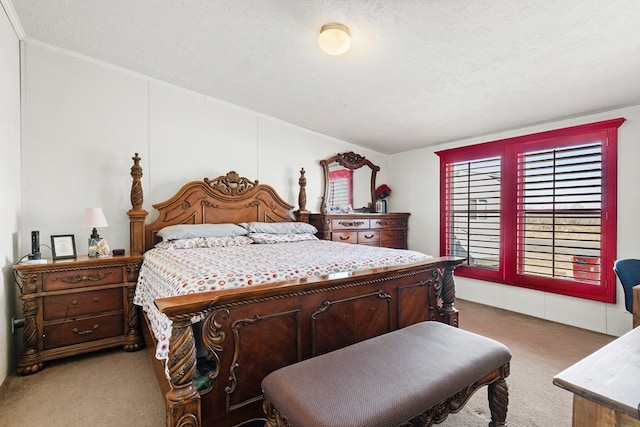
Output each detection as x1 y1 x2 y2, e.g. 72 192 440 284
126 153 464 427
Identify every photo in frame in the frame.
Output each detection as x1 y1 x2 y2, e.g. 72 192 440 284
50 234 77 260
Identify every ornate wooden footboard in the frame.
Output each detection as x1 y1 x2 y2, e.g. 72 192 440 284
157 258 462 426
126 153 464 427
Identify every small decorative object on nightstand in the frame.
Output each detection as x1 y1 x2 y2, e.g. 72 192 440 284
82 207 109 257
13 255 144 375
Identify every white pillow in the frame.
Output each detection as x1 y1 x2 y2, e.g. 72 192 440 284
157 223 248 240
242 221 318 235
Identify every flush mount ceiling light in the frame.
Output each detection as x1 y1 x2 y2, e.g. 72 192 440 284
318 23 351 56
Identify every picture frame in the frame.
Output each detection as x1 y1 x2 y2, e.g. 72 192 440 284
50 234 77 260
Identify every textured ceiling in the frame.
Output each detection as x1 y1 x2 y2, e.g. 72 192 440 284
10 0 640 154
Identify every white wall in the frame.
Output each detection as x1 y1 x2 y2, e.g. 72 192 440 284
389 106 640 337
19 42 387 257
0 3 21 384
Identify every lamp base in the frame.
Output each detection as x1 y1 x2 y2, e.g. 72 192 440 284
88 237 111 257
88 237 100 257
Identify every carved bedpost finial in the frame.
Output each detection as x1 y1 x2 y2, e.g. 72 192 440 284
130 153 144 209
128 153 148 256
298 168 307 212
294 168 310 223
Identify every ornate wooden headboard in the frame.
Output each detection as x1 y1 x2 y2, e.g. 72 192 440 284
127 153 310 254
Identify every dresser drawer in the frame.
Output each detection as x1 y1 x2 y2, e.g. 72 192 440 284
43 312 124 349
381 230 404 242
43 266 123 291
331 218 370 230
358 230 380 244
332 232 358 244
43 288 123 321
371 218 407 229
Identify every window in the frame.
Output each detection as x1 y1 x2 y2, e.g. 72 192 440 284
437 118 624 302
328 168 353 209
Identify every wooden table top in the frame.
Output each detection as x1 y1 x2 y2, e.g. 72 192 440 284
553 326 640 420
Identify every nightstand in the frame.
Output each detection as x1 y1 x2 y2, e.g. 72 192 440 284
13 255 144 375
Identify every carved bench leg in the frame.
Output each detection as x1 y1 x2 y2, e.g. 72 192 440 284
488 378 508 427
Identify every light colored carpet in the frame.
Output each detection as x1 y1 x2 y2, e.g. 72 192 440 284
440 299 615 427
0 299 615 426
0 346 165 427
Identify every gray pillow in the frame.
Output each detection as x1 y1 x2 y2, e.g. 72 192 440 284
157 223 248 240
242 221 318 235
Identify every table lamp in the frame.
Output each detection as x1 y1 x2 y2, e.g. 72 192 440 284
82 207 109 257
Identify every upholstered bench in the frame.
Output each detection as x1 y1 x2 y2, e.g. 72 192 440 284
262 321 511 427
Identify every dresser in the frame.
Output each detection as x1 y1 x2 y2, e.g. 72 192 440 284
309 212 410 249
13 255 144 375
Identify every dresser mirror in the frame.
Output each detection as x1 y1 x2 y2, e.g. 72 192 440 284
320 152 380 213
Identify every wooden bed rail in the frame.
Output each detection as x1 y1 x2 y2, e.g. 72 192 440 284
154 257 462 321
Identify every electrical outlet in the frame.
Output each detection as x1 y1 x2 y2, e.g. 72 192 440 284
11 318 24 334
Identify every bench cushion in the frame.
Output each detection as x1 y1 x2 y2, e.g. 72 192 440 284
262 321 511 427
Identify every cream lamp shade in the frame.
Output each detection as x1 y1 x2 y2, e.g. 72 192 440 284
82 207 109 230
318 23 351 56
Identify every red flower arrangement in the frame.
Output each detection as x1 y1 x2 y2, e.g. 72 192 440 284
375 184 391 200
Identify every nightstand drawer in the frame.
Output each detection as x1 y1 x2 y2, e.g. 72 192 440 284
43 266 123 291
331 219 370 230
358 231 380 244
332 232 358 244
43 288 123 321
43 313 124 349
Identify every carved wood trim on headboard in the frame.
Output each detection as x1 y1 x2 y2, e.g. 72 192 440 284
127 154 309 254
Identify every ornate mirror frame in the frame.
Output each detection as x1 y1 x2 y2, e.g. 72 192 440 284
320 151 380 213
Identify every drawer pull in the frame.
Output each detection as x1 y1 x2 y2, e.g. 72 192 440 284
339 236 351 241
93 297 99 302
72 300 78 305
73 325 99 335
363 234 375 239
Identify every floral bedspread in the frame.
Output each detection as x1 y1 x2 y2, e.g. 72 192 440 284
133 240 432 361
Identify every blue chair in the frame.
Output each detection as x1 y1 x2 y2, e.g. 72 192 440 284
613 259 640 313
